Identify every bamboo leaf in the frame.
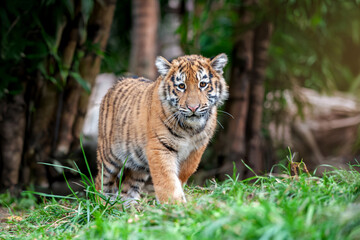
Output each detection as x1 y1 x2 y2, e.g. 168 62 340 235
70 71 91 93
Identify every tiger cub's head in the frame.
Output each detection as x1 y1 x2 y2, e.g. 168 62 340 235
156 54 228 130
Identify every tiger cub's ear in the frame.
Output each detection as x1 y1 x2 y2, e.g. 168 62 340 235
155 56 171 76
210 53 228 74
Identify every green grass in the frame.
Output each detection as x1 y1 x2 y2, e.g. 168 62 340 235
1 143 360 239
1 162 360 240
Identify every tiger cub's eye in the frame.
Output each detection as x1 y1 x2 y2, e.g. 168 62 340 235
199 82 207 88
178 83 186 89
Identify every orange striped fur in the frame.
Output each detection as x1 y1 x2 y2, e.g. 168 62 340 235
95 54 228 203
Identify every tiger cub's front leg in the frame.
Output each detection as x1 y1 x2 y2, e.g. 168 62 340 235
147 146 185 203
178 145 207 185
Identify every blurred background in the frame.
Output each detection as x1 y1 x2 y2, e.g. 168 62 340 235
1 0 360 195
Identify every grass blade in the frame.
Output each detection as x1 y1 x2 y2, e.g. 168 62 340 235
80 134 95 187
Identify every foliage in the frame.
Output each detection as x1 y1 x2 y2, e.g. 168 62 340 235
0 0 95 99
100 0 132 75
3 0 359 96
33 137 130 228
265 0 360 94
177 0 237 60
0 190 37 212
2 0 359 97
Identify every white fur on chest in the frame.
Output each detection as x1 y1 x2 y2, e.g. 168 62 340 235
175 132 209 172
177 138 195 162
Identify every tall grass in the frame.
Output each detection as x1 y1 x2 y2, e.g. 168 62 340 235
1 146 360 239
19 137 129 232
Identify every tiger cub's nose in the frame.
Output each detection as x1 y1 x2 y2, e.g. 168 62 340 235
187 104 200 113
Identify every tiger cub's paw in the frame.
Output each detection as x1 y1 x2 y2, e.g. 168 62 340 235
157 190 187 204
173 190 187 203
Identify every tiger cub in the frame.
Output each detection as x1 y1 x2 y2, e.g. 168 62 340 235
95 54 228 203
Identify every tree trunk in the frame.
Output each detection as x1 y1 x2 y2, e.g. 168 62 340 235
0 0 117 193
217 0 254 179
245 21 273 177
54 0 83 157
129 0 159 80
24 72 59 188
22 9 70 187
57 0 117 155
72 0 117 148
217 1 273 179
0 92 26 194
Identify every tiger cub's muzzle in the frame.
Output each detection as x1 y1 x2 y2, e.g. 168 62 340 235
179 104 210 118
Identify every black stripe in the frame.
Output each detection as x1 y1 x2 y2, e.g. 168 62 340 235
99 148 110 174
109 147 119 162
174 114 186 130
130 185 140 193
139 79 151 83
116 82 138 112
103 162 116 174
208 84 214 93
167 84 172 95
132 178 146 183
134 148 147 164
113 81 132 111
107 131 120 168
102 172 113 178
121 190 127 194
115 81 131 104
103 181 115 186
103 94 111 161
160 117 184 139
161 83 168 101
127 160 150 172
179 65 185 73
106 151 122 169
156 134 178 153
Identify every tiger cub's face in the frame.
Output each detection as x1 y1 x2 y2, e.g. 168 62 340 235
156 54 228 130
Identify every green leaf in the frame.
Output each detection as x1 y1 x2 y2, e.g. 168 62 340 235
350 74 360 93
62 0 75 19
70 71 91 93
81 0 94 23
